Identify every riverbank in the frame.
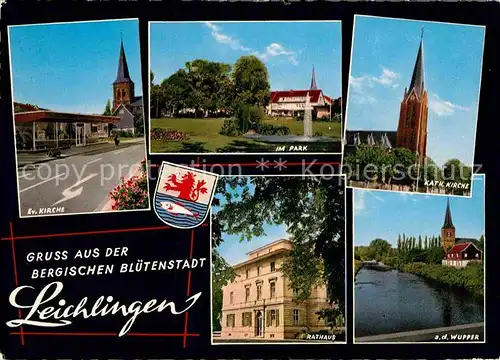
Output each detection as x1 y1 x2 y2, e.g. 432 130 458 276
354 260 363 276
401 262 483 296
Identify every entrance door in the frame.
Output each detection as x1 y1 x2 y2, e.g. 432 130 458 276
75 124 85 146
255 311 263 337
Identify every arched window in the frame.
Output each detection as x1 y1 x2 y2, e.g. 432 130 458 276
122 89 127 99
116 89 121 100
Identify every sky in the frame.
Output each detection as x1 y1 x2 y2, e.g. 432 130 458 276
150 21 342 99
353 174 485 247
213 177 289 266
9 19 142 115
346 16 485 167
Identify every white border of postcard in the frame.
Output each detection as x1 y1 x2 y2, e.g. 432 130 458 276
8 19 151 219
148 20 343 156
352 173 486 344
342 15 485 199
210 174 347 345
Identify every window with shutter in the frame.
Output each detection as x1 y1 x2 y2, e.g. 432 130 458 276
276 309 280 326
241 313 245 327
266 311 271 327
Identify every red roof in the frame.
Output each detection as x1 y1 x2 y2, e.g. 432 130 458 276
447 242 472 254
270 89 324 103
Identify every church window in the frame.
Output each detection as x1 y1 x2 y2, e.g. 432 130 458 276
464 253 467 258
116 89 121 100
475 253 479 258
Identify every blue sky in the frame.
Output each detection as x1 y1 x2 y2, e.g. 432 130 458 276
346 16 485 167
150 21 341 99
214 177 289 266
9 19 142 115
354 175 485 247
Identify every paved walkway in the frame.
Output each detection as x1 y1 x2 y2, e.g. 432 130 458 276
17 138 144 167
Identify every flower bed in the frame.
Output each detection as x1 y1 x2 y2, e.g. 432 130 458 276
151 128 188 141
109 159 149 210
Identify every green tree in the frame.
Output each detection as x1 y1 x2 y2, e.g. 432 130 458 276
369 238 392 262
418 235 422 250
397 234 401 251
478 235 485 251
103 99 112 116
212 176 345 308
211 248 235 331
424 235 428 249
232 55 270 107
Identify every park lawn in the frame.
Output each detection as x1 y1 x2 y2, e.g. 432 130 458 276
150 117 342 153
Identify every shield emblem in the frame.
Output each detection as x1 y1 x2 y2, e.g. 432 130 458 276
154 162 219 229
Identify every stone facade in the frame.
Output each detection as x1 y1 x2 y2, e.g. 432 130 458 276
220 239 331 340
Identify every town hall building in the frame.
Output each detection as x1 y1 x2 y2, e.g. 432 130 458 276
345 31 429 164
219 239 335 341
440 198 483 268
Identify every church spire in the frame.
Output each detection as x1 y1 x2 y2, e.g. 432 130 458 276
114 39 133 85
408 29 425 97
310 66 318 90
442 198 455 229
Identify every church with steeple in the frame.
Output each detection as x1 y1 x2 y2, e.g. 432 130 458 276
111 39 144 134
266 66 341 119
345 31 429 160
440 198 483 268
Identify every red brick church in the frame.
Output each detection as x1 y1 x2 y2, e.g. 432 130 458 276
440 198 483 268
345 31 429 163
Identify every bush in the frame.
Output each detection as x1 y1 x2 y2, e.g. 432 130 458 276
109 161 149 210
151 128 188 141
255 123 290 136
219 118 242 137
114 130 134 138
47 148 62 158
314 131 324 137
248 106 264 126
402 262 484 296
314 115 331 122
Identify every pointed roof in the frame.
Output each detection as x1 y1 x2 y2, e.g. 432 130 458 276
408 30 425 97
114 40 133 85
442 198 455 229
310 66 318 90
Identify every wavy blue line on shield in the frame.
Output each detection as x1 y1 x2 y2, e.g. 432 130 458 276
155 193 208 228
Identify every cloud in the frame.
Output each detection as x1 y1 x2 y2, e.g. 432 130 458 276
354 191 366 216
349 67 400 105
354 190 385 216
205 22 251 52
428 93 470 117
256 43 298 65
204 22 298 66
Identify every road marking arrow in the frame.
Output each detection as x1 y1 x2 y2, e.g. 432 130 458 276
52 173 99 206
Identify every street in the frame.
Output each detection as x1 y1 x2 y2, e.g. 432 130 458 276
17 142 148 217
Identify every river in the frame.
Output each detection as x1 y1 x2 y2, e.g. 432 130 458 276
355 267 484 337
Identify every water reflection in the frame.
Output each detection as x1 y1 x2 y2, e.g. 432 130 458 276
355 268 483 337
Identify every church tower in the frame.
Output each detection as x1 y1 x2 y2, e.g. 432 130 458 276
441 198 456 251
310 66 318 90
396 30 428 164
113 39 135 111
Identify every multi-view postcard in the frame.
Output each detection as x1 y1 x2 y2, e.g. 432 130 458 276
149 21 342 154
353 174 485 343
9 19 149 218
344 16 485 197
211 175 346 344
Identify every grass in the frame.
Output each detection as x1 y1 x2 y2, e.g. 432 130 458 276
150 117 342 153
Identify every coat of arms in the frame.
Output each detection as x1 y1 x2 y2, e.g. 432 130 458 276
153 162 218 229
